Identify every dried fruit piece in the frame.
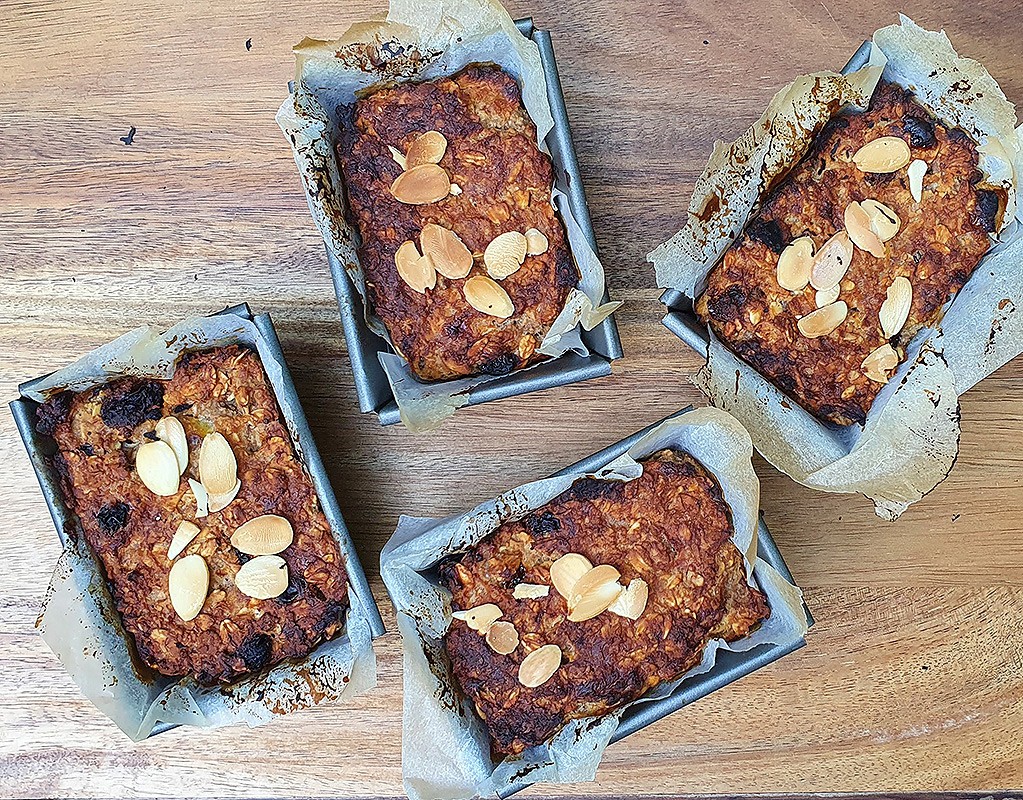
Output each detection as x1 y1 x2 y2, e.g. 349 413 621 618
879 276 912 338
815 284 841 308
844 201 885 258
549 553 593 600
231 514 294 556
390 164 450 204
208 479 241 513
463 276 514 318
484 231 528 279
862 343 900 384
198 432 237 495
387 145 407 170
776 237 814 292
851 136 911 173
420 224 473 280
518 644 562 688
524 227 549 256
512 583 550 600
136 440 181 497
169 554 209 621
567 564 623 622
405 131 447 169
797 301 848 339
451 603 503 633
485 621 519 655
908 159 927 203
861 199 901 242
155 416 188 475
188 478 209 518
810 231 853 290
608 578 649 620
395 240 437 293
234 555 289 600
168 520 200 560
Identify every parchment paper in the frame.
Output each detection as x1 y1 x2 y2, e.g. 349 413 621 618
649 16 1023 519
28 313 377 740
380 407 808 800
276 0 620 432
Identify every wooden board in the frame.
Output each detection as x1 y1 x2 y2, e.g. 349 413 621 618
1 0 1021 796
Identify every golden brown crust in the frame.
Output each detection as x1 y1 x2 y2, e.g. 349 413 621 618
37 346 348 685
440 449 768 755
338 62 578 382
696 81 1002 426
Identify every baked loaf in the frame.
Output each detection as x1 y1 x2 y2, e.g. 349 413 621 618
696 81 1003 425
37 346 348 685
440 449 768 756
338 62 578 382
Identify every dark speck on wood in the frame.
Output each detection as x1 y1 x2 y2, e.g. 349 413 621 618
245 38 252 50
119 126 136 145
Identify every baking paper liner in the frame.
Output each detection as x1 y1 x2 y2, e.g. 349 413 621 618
276 0 620 432
27 313 377 740
649 16 1023 519
379 407 807 799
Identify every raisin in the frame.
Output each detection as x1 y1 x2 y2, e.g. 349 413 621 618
276 574 307 604
745 218 785 254
100 379 164 430
973 190 1001 232
96 502 130 533
79 443 95 456
172 402 192 414
236 633 273 671
36 391 74 436
523 510 560 537
480 353 518 377
705 284 747 323
903 115 936 148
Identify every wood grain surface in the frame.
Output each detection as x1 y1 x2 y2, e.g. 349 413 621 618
2 0 1022 797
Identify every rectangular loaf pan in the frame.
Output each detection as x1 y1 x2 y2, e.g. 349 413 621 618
321 17 624 426
10 303 386 736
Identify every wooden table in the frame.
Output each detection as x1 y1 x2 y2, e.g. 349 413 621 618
2 0 1021 796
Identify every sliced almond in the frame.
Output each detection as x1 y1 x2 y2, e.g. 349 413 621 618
420 224 473 280
485 621 519 655
524 227 549 256
451 603 502 633
810 231 853 290
568 564 623 622
188 478 209 518
484 231 528 280
851 137 911 173
815 284 841 308
136 440 181 497
390 163 450 204
608 578 649 620
198 432 237 496
463 275 513 318
155 416 188 475
208 479 241 513
908 159 927 203
797 300 848 339
168 520 201 560
549 553 593 600
387 145 407 170
169 554 209 621
861 343 900 384
512 583 550 600
449 183 462 196
518 644 562 688
395 240 437 294
234 554 289 600
861 199 901 242
231 514 294 556
879 276 912 338
844 201 885 258
776 237 814 292
405 131 447 169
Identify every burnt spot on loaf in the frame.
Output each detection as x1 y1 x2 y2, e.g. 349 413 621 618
561 476 624 503
746 218 785 254
480 353 518 377
36 391 74 436
705 284 747 323
972 190 1001 232
96 502 131 533
236 633 273 671
903 115 936 148
523 510 560 538
100 379 164 430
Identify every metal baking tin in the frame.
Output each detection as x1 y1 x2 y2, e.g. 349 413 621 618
500 407 814 798
321 17 624 426
659 41 873 353
9 303 386 736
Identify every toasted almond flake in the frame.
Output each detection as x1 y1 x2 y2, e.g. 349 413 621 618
198 432 237 495
518 644 562 688
484 231 528 279
234 554 288 600
231 514 294 556
169 554 209 621
844 201 885 258
810 231 853 290
452 603 502 632
861 343 900 384
879 276 913 338
188 478 209 518
776 237 814 292
155 416 189 475
549 553 593 600
405 131 447 169
485 621 519 655
395 240 437 293
136 440 181 496
797 300 848 339
449 183 462 196
387 145 407 170
524 227 549 256
815 284 841 308
851 136 911 173
908 159 927 203
420 224 473 280
390 163 450 204
567 564 623 622
463 275 514 318
208 479 241 513
861 198 901 242
512 583 550 600
168 520 201 560
608 578 649 620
